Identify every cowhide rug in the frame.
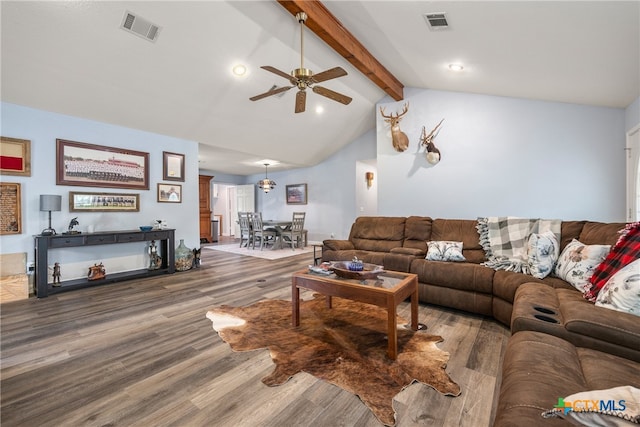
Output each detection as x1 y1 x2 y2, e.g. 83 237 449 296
206 295 461 426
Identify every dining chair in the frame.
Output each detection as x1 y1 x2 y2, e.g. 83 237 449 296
238 212 252 248
281 212 306 250
250 212 277 250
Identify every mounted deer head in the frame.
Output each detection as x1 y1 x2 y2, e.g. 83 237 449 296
380 102 410 152
420 119 444 165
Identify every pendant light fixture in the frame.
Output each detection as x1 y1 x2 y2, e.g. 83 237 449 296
257 163 276 193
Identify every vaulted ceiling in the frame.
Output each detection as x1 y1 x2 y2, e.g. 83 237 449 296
2 1 638 175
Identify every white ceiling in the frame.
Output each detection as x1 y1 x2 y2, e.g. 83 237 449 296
2 1 638 175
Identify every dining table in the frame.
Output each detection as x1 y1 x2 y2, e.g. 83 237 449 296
262 219 293 250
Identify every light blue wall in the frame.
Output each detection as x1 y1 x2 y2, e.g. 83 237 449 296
0 102 200 272
248 129 377 241
376 88 627 222
626 96 640 132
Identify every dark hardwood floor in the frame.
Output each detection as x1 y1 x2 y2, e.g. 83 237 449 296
1 240 510 426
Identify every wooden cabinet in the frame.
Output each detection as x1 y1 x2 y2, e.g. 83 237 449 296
199 175 213 242
35 229 175 298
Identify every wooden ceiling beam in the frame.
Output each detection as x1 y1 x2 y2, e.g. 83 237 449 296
277 0 404 101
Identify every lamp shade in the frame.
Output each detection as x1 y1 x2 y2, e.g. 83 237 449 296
40 195 62 212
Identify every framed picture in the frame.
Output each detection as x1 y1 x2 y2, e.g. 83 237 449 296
286 183 308 205
1 137 31 176
157 183 182 203
0 182 21 235
56 139 149 189
163 151 185 181
69 191 140 212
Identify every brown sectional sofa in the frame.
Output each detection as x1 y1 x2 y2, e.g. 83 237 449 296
322 216 640 426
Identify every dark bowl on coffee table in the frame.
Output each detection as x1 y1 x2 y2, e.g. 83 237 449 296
330 261 385 280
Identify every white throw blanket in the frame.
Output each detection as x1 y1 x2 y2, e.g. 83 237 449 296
477 216 562 274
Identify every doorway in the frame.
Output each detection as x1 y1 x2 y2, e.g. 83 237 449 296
626 125 640 221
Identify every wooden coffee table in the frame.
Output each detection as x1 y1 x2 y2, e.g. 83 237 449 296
291 268 419 360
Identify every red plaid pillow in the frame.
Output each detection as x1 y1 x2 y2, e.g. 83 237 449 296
583 222 640 302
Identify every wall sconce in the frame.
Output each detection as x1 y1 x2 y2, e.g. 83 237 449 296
365 172 374 188
40 194 62 235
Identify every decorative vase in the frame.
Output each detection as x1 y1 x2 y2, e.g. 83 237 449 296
175 239 194 271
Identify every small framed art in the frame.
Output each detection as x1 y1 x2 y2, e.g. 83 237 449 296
1 137 31 176
69 191 140 212
286 183 307 205
0 182 21 234
163 151 185 182
158 183 182 203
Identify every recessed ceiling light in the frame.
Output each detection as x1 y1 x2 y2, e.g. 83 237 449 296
315 105 324 114
448 63 464 71
232 64 247 76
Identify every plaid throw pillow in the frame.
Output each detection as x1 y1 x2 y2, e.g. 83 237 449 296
584 222 640 302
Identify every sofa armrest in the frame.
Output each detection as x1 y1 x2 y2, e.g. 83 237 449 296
322 240 355 251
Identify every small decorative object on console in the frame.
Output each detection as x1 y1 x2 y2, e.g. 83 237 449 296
175 239 193 271
87 263 106 281
63 217 81 235
192 248 201 268
139 226 153 232
52 262 61 286
148 240 162 270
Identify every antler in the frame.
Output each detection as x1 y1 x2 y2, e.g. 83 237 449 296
421 118 444 146
379 102 409 120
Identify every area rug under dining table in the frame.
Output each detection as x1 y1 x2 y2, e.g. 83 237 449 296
204 243 315 260
206 295 461 426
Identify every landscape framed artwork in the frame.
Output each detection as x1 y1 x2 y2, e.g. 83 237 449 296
162 151 185 182
0 182 21 235
56 139 149 189
286 183 307 205
157 183 182 203
0 137 31 176
69 191 140 212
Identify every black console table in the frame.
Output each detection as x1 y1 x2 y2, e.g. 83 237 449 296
35 229 175 298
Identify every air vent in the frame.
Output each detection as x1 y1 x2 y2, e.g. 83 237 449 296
423 12 450 30
120 11 161 42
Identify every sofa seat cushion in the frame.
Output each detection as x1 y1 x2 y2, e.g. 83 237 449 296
492 270 571 304
511 283 640 362
494 331 640 427
410 259 494 294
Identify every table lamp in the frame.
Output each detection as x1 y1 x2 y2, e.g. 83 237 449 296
40 194 62 235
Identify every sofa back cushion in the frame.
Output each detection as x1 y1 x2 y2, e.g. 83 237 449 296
348 216 406 252
431 219 485 263
402 216 433 252
559 221 586 251
578 222 628 246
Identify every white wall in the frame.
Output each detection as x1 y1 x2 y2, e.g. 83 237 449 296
1 102 200 279
376 88 627 222
626 96 640 132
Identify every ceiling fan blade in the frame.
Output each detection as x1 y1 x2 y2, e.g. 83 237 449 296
261 66 296 84
312 86 352 105
311 67 347 83
249 85 293 101
295 90 306 113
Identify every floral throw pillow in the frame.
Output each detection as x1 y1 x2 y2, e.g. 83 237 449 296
426 241 466 262
554 239 610 293
527 230 560 279
594 259 640 316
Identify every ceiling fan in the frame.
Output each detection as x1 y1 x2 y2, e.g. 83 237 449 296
249 12 352 113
